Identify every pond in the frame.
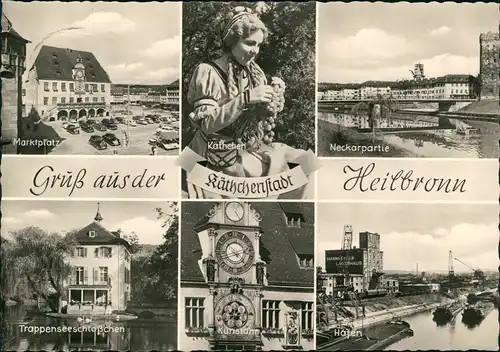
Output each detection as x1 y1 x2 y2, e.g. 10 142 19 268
4 304 177 351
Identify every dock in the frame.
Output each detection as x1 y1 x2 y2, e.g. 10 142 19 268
318 320 413 351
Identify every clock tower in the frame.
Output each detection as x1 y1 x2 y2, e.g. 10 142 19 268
194 202 267 350
72 54 86 95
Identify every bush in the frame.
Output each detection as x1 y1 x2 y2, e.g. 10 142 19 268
182 1 316 151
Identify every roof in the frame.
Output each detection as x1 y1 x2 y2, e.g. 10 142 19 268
71 221 131 250
167 79 179 88
181 202 314 287
1 14 29 43
159 131 179 140
33 45 111 83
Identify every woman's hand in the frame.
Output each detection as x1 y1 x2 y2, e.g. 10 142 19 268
249 85 274 104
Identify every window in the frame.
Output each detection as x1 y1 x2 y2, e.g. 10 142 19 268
61 83 66 92
101 84 105 92
298 254 314 268
185 298 205 328
69 97 74 103
98 247 112 258
52 82 58 91
43 97 48 105
69 83 74 92
61 97 66 104
22 89 26 96
93 84 98 92
85 84 89 92
75 247 87 257
301 302 313 330
75 267 84 285
52 97 57 105
262 300 280 328
93 97 98 103
44 82 49 91
124 267 130 284
99 267 108 282
101 97 105 102
88 230 96 238
286 214 303 228
85 97 89 103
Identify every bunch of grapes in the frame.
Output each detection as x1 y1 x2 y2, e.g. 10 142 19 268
263 77 286 145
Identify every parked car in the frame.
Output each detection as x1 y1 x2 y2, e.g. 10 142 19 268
145 118 154 124
127 120 137 127
88 135 107 150
62 122 69 129
94 123 107 132
86 119 96 126
115 116 125 124
158 123 173 131
102 133 121 146
81 123 94 133
137 119 148 125
150 116 160 123
157 138 179 150
105 123 118 130
67 124 80 135
69 118 78 124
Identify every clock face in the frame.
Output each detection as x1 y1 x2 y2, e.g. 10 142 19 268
75 81 85 94
75 70 84 79
215 231 254 275
225 202 244 222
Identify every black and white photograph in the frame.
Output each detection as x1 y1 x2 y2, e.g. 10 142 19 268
181 2 316 199
1 201 178 351
315 203 498 351
1 2 180 156
317 2 500 158
179 201 314 351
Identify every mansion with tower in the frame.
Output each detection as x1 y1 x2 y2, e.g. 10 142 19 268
179 202 315 351
66 203 132 314
24 45 112 121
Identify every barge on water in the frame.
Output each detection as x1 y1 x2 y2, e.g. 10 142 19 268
433 301 465 323
317 319 414 351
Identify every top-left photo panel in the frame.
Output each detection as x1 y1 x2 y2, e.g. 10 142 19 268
1 1 181 156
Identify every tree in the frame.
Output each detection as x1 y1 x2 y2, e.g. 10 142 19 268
4 227 77 312
120 230 142 254
182 2 315 151
131 202 178 304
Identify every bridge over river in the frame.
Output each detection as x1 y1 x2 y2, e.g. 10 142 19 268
319 99 477 112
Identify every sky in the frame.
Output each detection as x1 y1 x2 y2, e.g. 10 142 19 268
318 2 499 83
317 203 498 272
2 201 176 245
3 1 180 85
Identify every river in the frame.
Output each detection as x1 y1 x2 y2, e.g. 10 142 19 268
387 308 498 351
3 305 177 351
319 112 500 158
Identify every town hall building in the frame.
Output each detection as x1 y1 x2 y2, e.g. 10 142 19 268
24 45 112 121
179 202 315 351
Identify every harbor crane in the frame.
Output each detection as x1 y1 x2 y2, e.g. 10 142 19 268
454 257 485 281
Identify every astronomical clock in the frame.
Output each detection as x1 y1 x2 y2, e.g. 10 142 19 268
72 55 86 95
194 202 267 347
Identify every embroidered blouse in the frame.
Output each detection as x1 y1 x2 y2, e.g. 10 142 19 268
187 55 267 158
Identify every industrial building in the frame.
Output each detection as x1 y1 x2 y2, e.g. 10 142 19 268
323 226 386 297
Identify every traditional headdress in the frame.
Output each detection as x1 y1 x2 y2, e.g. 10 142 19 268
221 6 255 40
